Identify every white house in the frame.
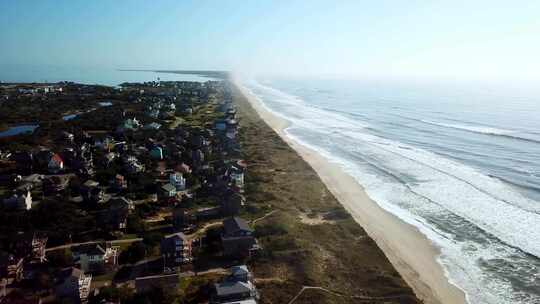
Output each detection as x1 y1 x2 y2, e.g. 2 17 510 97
72 244 119 273
3 190 33 210
55 267 92 302
19 190 32 210
230 167 245 187
169 172 186 191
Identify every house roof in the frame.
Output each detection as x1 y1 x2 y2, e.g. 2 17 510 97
162 183 176 192
22 174 43 183
220 299 257 304
73 244 106 256
236 160 247 168
144 122 162 129
45 175 69 185
223 217 251 235
83 180 99 188
215 281 253 297
170 171 183 178
99 206 129 225
58 267 84 281
176 163 191 173
229 165 244 174
231 265 250 278
164 232 189 243
109 197 132 209
50 153 63 164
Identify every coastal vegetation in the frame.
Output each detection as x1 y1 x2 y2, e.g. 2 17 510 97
0 78 421 304
234 85 420 303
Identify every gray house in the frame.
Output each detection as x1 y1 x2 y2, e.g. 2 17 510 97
160 232 192 266
221 217 258 258
211 265 258 304
55 267 92 304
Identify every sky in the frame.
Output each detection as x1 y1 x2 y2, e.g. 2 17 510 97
1 0 540 82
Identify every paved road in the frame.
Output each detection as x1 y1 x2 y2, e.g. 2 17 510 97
45 238 143 252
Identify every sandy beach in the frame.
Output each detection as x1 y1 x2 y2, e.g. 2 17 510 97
234 80 466 304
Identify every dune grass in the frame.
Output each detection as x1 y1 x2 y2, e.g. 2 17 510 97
233 83 421 304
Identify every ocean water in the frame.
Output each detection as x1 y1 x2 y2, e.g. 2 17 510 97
242 77 540 304
0 65 214 86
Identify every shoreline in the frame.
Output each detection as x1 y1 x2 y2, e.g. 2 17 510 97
233 80 466 304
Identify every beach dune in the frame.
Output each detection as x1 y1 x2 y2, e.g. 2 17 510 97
234 79 466 304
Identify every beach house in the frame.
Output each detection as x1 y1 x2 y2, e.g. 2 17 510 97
229 165 245 187
150 146 164 160
43 175 69 194
221 217 258 258
221 192 244 216
81 180 105 204
2 189 33 210
161 183 177 198
173 207 195 230
0 252 24 285
143 122 162 130
160 232 192 266
170 172 186 191
48 153 64 173
55 267 92 303
211 265 259 303
72 243 119 273
12 232 48 263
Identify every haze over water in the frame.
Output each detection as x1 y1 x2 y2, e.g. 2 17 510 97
0 65 213 86
243 77 540 304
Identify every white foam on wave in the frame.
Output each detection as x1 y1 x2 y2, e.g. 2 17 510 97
242 78 540 304
244 80 369 131
421 120 515 135
284 128 534 304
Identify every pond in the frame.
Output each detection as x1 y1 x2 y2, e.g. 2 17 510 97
62 102 112 121
0 124 39 138
98 101 112 107
62 114 78 121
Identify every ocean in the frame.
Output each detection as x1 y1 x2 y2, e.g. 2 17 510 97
0 65 214 86
242 77 540 304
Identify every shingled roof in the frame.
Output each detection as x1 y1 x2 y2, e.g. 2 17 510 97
223 217 251 235
214 281 253 297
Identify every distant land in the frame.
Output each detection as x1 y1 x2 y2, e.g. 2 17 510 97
118 69 229 79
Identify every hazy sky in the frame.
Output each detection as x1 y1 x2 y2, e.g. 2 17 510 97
2 0 540 81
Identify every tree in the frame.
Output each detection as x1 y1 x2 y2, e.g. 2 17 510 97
88 286 134 304
48 249 73 267
127 214 146 233
126 286 177 304
143 232 162 248
119 241 146 264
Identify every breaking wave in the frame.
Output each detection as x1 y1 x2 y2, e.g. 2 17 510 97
420 120 540 144
242 78 540 304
